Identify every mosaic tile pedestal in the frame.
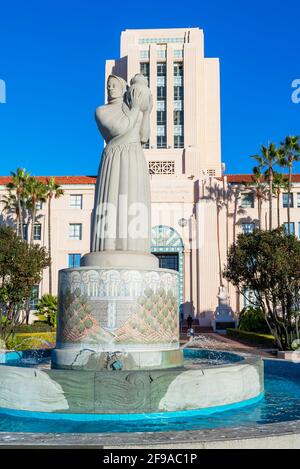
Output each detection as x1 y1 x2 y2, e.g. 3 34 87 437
52 265 183 371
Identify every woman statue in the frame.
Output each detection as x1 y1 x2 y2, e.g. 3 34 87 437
90 74 153 256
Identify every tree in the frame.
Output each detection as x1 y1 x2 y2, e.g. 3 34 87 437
45 177 64 294
36 294 57 328
25 177 47 245
278 135 300 234
224 228 300 350
6 168 30 239
247 167 268 229
0 226 50 346
272 172 289 228
252 143 278 230
1 192 20 234
239 306 269 333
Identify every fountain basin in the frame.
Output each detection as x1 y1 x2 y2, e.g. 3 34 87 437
0 349 263 415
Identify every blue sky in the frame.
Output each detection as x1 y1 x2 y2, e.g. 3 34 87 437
0 0 299 176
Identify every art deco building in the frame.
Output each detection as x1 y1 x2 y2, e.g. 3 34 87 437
1 28 299 327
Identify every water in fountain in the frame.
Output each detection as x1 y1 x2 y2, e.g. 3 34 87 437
1 337 54 368
181 334 231 350
181 334 243 366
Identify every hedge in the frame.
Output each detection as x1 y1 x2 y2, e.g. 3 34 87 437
15 323 56 333
226 328 277 347
14 332 56 350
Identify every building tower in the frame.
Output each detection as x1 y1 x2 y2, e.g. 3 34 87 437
105 28 222 178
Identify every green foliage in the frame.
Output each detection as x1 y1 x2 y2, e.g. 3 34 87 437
239 306 269 333
0 226 50 346
36 294 57 327
3 334 19 350
224 228 300 350
226 328 276 348
15 322 55 333
13 332 56 350
278 135 300 168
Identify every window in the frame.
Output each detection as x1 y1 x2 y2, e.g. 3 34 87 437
174 125 183 136
284 222 295 235
240 193 254 208
23 224 28 241
174 136 184 148
157 100 165 111
174 100 183 111
242 223 255 234
157 50 166 59
36 200 43 210
157 125 166 137
30 285 39 310
70 194 83 209
157 111 166 125
157 76 165 87
33 223 41 241
174 86 183 100
157 87 166 100
174 76 183 86
157 63 166 76
174 110 183 125
283 193 294 208
140 62 149 78
154 253 179 271
297 193 300 208
243 288 258 308
139 37 184 45
174 63 183 76
140 50 149 59
69 223 82 240
68 253 81 268
174 50 183 58
207 169 216 177
157 136 167 149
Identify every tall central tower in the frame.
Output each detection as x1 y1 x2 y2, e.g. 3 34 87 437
105 28 222 178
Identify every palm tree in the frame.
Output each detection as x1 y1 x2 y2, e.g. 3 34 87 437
25 177 47 245
278 136 300 234
45 177 64 294
248 167 268 230
252 143 278 230
6 168 30 239
272 172 289 228
1 192 20 233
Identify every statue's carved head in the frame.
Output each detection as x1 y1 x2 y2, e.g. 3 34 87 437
107 75 127 102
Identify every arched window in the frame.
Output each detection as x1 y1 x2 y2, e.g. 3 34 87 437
151 225 184 312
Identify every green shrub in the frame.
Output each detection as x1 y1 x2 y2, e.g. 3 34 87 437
14 332 56 350
36 294 58 327
3 334 19 350
15 323 55 333
227 328 276 347
239 306 269 333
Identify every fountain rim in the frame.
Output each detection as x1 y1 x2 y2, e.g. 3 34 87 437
2 355 297 448
0 347 250 371
60 265 179 275
0 391 264 422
